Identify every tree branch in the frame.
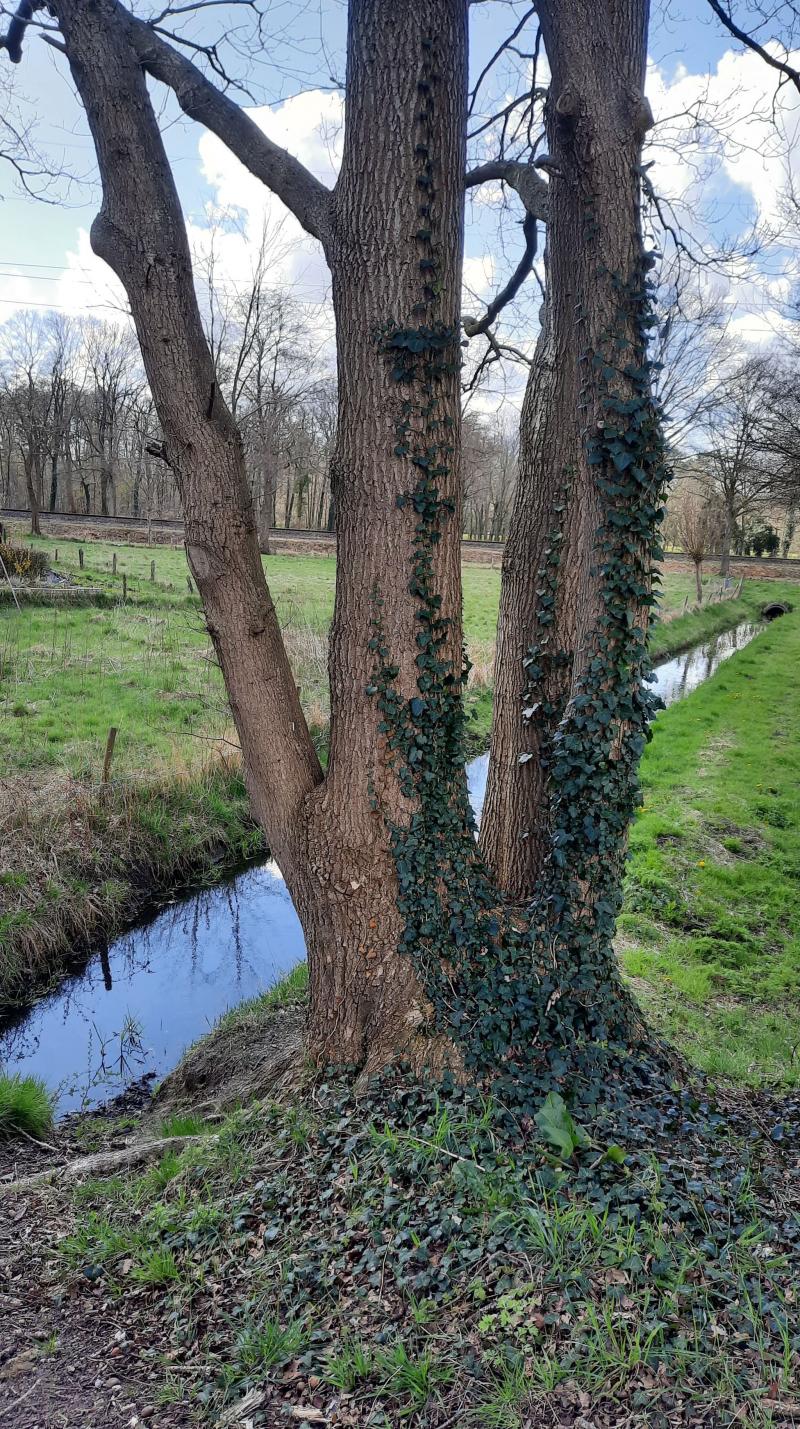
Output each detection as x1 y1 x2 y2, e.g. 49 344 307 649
463 160 548 339
705 0 800 95
465 158 549 222
464 211 539 337
0 0 35 63
117 2 333 245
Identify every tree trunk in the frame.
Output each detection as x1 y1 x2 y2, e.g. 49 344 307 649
64 450 76 514
719 500 734 575
99 462 113 516
305 0 468 1066
481 0 655 904
49 453 59 512
55 0 470 1076
480 298 581 897
694 557 703 603
23 450 41 536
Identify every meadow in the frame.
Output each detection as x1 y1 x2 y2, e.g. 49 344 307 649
1 532 798 1090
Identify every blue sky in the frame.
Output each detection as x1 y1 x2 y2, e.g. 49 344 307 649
1 0 798 399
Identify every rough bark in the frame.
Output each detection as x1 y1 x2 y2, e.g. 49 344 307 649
306 0 468 1067
481 0 653 900
53 0 323 902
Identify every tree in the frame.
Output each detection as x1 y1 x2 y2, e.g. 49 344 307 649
26 0 473 1075
4 0 666 1090
676 495 722 602
0 310 55 534
81 321 143 517
697 358 784 575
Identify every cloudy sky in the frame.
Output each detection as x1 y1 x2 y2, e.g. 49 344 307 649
0 0 798 409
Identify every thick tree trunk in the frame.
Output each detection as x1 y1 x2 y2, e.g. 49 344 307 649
482 0 654 901
306 0 468 1066
480 299 582 897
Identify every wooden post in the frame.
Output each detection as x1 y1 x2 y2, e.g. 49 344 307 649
102 726 118 784
78 548 84 569
54 548 59 563
112 553 117 575
150 560 155 582
122 573 127 601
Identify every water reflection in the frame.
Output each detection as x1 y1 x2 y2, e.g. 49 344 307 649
0 619 765 1115
0 862 305 1114
649 621 761 708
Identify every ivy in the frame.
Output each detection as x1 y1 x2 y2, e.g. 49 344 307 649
368 33 680 1132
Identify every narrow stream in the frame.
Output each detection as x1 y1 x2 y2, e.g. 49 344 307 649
0 618 765 1114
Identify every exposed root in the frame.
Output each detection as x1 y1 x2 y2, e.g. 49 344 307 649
0 1133 212 1196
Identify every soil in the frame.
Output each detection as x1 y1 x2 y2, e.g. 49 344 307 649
154 1005 306 1116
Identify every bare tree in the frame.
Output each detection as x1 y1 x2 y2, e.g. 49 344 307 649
698 358 785 574
0 310 56 534
676 494 723 601
80 321 143 517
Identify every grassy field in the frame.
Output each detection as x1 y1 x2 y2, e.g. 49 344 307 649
1 532 797 1022
621 602 800 1086
0 534 784 783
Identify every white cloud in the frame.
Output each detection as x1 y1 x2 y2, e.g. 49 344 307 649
646 43 800 350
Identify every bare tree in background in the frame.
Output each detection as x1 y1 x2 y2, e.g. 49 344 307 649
698 358 786 574
676 494 723 601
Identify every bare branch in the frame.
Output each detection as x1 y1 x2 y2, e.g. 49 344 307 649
464 212 538 338
706 0 800 94
465 158 549 223
117 2 333 245
0 0 34 63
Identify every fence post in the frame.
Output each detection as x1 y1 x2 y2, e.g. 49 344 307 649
150 560 155 583
102 726 118 784
122 573 127 601
112 553 117 575
54 548 58 563
78 547 84 569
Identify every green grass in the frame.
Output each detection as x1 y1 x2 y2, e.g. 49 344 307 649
0 1071 55 1138
621 604 800 1085
1 530 796 1020
2 534 790 787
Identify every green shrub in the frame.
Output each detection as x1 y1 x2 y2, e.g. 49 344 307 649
0 540 50 582
0 1072 55 1138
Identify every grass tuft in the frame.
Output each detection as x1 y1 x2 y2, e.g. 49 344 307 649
0 1072 54 1138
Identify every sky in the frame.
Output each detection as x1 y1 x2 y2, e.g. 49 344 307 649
0 0 798 414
